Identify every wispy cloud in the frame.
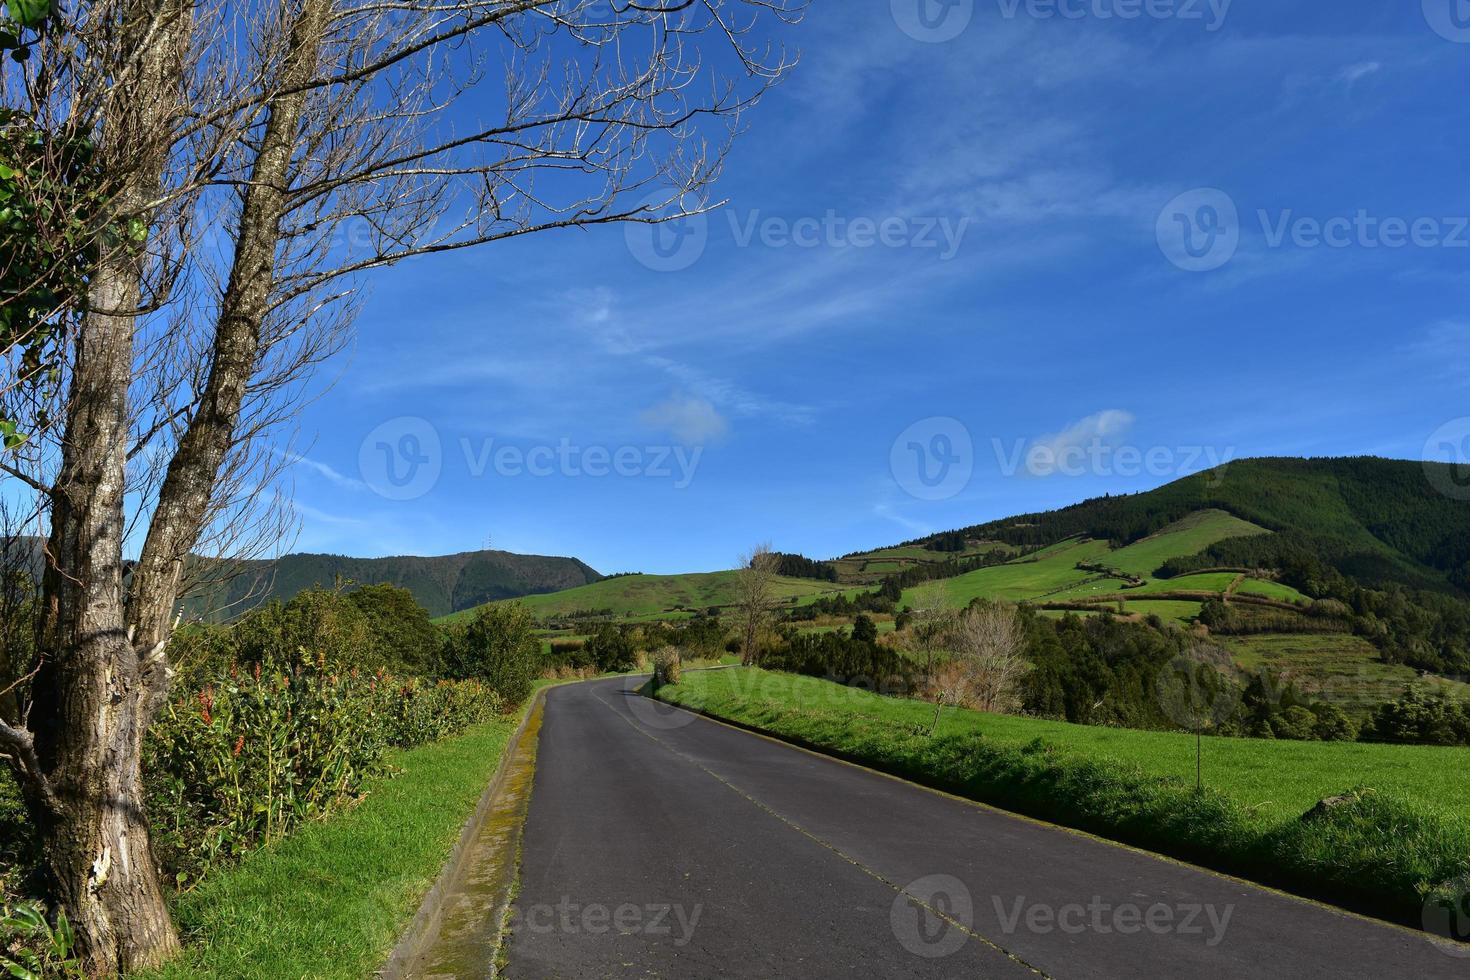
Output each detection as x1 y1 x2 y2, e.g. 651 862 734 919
1024 409 1136 477
276 450 367 492
640 394 730 444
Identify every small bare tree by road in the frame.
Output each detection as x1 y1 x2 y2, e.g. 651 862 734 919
902 580 955 731
950 600 1029 715
735 544 779 666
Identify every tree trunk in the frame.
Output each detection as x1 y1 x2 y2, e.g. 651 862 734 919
26 0 191 969
32 256 181 973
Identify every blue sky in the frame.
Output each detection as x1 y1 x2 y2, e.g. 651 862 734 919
284 0 1470 574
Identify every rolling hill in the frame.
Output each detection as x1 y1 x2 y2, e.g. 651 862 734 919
437 570 858 624
181 549 603 620
898 457 1470 595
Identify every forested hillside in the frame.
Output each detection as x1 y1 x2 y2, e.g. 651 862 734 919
907 458 1470 594
180 550 603 620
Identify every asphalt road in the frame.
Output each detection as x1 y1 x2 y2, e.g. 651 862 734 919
504 676 1466 979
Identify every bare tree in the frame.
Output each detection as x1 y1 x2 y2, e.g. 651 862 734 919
902 579 954 730
0 0 805 970
950 600 1029 715
735 543 778 667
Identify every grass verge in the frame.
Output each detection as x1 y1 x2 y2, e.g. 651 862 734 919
656 668 1470 929
143 718 516 980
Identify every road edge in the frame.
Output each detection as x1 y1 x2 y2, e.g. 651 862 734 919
377 686 547 979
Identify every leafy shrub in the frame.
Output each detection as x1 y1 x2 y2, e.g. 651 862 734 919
439 602 539 704
1360 688 1470 746
547 637 594 672
146 650 500 882
650 647 682 687
764 631 920 694
584 623 639 673
0 896 81 979
170 585 441 688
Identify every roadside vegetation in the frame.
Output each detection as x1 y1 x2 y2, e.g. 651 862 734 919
655 668 1470 928
1 583 692 976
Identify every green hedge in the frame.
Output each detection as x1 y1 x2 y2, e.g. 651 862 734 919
146 652 502 884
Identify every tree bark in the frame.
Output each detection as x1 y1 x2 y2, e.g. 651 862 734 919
26 0 190 971
32 256 182 975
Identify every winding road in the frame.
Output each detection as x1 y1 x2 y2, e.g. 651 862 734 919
503 676 1465 978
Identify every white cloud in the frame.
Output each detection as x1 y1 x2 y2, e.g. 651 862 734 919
1337 61 1382 86
640 394 730 444
276 450 367 492
1024 409 1136 477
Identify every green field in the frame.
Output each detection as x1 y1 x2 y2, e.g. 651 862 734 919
903 538 1113 606
1235 578 1311 603
829 541 1018 583
1129 571 1241 595
1225 634 1470 711
663 669 1469 823
441 571 856 623
1099 510 1266 577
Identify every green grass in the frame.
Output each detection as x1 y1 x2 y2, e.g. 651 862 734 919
439 571 853 623
908 538 1112 606
145 719 517 980
657 669 1470 925
1129 571 1241 595
662 669 1470 822
1223 634 1470 711
1235 578 1311 603
1099 510 1267 577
